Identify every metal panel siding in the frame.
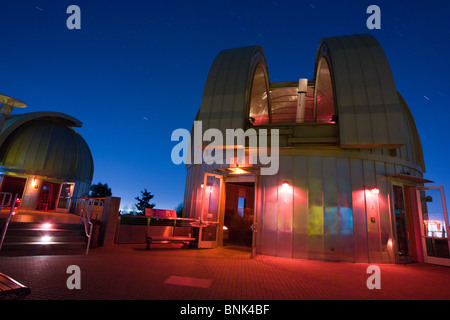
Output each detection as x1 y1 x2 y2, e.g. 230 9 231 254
364 160 383 263
255 175 264 253
293 156 308 259
47 124 65 176
307 156 323 260
277 156 293 258
337 158 354 262
375 161 394 263
72 128 93 183
184 166 195 218
322 157 339 261
19 124 38 168
350 159 369 263
261 174 278 256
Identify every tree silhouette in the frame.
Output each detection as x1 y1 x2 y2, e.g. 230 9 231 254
89 182 112 197
175 203 183 218
135 188 156 215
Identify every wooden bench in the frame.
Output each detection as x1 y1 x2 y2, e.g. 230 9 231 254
145 224 196 250
145 235 197 250
0 273 31 300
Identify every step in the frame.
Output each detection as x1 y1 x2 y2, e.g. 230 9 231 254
1 235 86 243
5 221 85 230
4 228 86 237
0 221 92 256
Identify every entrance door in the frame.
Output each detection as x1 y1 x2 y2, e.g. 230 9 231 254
197 173 223 248
415 186 450 266
392 185 412 263
0 176 26 207
223 182 255 249
56 183 74 211
36 181 61 211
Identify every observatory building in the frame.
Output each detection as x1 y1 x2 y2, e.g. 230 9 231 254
0 107 93 212
182 34 450 265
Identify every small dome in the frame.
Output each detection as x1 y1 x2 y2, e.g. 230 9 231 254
0 117 93 183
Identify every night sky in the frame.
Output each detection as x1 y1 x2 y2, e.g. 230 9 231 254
0 0 449 211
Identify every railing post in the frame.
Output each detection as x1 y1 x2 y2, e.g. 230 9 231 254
0 193 17 251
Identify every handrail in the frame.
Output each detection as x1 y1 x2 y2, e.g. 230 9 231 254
0 192 17 251
77 198 104 255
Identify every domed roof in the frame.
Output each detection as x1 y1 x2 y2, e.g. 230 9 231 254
191 34 424 172
0 112 93 183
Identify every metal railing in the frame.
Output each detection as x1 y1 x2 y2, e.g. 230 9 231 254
74 198 104 255
70 197 105 221
0 192 17 251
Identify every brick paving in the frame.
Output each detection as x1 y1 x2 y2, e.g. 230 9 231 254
0 243 449 301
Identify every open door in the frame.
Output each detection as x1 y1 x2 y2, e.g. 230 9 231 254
196 173 224 248
415 186 450 266
251 175 259 259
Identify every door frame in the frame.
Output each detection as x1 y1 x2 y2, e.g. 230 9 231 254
390 182 412 264
222 173 258 258
55 182 75 212
415 186 450 266
197 172 224 248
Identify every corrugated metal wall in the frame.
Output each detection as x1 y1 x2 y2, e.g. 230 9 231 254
255 155 400 264
183 154 415 263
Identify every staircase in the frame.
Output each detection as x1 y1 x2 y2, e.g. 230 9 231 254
0 221 87 256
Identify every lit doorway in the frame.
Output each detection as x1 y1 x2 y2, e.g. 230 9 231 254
0 176 26 208
56 183 74 212
223 181 255 251
36 181 61 211
391 183 450 266
415 186 450 266
392 184 421 264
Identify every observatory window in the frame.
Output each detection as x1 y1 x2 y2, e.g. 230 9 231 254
315 58 335 123
248 64 270 126
237 197 245 218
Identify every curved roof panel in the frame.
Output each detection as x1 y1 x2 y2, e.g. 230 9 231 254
196 45 270 135
316 34 407 147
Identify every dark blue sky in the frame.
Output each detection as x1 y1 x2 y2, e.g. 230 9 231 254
0 0 449 211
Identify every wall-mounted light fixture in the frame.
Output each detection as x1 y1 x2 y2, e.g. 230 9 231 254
281 181 291 193
366 187 380 195
229 167 248 174
31 178 38 188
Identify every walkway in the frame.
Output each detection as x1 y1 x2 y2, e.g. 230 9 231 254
0 243 448 301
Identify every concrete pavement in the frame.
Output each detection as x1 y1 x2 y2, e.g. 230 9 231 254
0 243 449 301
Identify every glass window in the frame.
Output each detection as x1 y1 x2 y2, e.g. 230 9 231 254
237 197 245 218
248 64 270 125
315 58 335 123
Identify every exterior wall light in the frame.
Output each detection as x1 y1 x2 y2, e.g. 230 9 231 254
31 178 38 188
281 181 291 193
370 187 380 195
229 168 248 174
366 187 380 195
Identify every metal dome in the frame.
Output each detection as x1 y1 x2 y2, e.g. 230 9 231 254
0 113 93 183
